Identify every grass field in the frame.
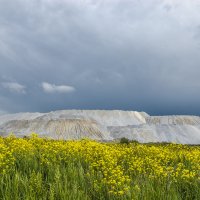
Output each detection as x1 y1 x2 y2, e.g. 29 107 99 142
0 134 200 200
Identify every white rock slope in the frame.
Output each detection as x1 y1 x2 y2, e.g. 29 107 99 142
0 110 200 144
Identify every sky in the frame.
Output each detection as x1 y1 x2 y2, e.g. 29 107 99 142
0 0 200 116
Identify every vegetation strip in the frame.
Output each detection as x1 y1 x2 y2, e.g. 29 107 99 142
0 134 200 199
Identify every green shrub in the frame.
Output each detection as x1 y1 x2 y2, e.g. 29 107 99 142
120 137 130 144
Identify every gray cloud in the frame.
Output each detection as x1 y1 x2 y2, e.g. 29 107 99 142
42 82 75 93
1 82 26 94
0 0 200 115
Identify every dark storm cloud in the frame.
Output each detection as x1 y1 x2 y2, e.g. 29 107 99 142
0 0 200 115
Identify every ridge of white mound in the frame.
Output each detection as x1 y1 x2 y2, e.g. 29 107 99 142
0 112 44 126
147 116 200 125
0 110 200 144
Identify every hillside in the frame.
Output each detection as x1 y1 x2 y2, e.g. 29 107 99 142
1 110 200 144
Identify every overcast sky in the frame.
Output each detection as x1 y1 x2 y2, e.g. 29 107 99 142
0 0 200 115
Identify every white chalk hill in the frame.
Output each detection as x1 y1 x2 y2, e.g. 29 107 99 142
0 110 200 144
